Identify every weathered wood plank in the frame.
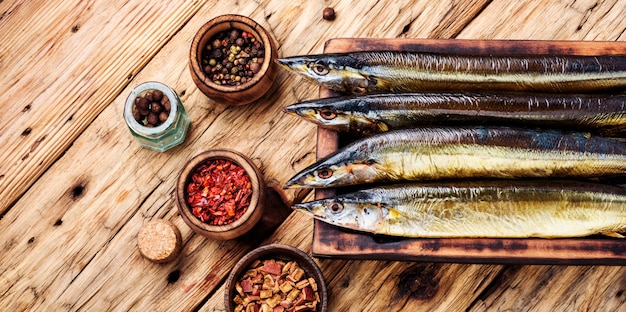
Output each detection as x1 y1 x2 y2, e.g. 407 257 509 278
458 0 626 40
469 266 626 311
0 0 314 310
0 0 206 214
0 0 625 311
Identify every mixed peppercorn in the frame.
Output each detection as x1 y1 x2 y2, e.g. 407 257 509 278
132 89 171 127
202 28 265 86
234 258 320 312
322 7 336 21
186 159 253 225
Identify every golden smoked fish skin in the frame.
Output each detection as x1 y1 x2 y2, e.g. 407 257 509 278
284 127 626 188
277 52 626 94
283 93 626 136
292 180 626 238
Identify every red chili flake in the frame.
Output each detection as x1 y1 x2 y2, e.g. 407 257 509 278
186 159 253 225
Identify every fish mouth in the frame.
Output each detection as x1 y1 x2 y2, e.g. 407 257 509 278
282 105 317 121
281 105 298 115
276 58 289 66
291 203 323 219
277 57 307 72
283 179 300 189
284 174 314 189
291 203 310 212
283 99 326 117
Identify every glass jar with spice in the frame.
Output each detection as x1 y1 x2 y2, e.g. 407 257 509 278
123 81 190 152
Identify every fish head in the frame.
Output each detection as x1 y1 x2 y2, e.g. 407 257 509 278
284 162 347 188
277 54 372 94
292 198 386 233
283 99 353 133
284 96 384 134
284 158 381 188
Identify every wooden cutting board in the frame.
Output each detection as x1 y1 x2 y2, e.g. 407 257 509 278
312 38 626 265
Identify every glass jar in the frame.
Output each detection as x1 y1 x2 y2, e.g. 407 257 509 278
124 82 190 152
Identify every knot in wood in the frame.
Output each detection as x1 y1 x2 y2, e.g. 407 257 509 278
397 263 441 300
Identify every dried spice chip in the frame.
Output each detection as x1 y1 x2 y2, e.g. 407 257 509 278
186 159 252 225
234 259 320 312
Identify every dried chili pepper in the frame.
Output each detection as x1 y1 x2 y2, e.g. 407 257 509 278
186 159 252 225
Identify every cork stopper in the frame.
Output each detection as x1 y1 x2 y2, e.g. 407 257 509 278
137 219 182 263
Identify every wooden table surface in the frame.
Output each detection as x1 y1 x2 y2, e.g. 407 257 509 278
1 0 625 311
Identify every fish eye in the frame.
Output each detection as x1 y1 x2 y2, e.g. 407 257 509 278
328 201 343 213
319 109 337 120
317 168 333 179
311 64 329 76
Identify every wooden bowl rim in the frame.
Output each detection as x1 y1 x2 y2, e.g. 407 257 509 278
176 149 262 234
224 243 328 312
189 14 275 93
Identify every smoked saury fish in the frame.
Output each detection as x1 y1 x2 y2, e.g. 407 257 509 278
277 51 626 94
293 180 626 238
284 127 626 188
284 93 626 136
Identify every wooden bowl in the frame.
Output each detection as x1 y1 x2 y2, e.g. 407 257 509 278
189 14 279 106
176 150 266 240
225 244 328 312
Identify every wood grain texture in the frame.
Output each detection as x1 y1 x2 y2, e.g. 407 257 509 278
469 265 626 311
0 0 206 214
0 0 624 311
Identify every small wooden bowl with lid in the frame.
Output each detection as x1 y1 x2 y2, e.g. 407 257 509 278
175 149 267 240
225 244 328 312
189 14 279 106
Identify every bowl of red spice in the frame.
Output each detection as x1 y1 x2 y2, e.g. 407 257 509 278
176 149 267 240
189 14 279 106
225 244 328 312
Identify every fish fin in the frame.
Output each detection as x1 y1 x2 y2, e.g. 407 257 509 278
375 121 389 132
602 231 625 238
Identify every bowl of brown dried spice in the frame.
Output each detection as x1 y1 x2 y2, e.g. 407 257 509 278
175 149 267 240
189 14 279 106
225 244 328 312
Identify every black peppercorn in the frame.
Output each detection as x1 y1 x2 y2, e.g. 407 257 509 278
229 29 239 40
162 98 171 112
133 109 142 122
212 39 221 49
152 90 163 102
144 91 154 102
159 111 169 122
213 49 223 59
147 112 159 125
135 97 149 110
250 62 261 74
323 7 336 20
150 102 162 114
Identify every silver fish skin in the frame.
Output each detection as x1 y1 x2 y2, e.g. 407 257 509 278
283 93 626 136
277 52 626 94
284 127 626 189
292 180 626 238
